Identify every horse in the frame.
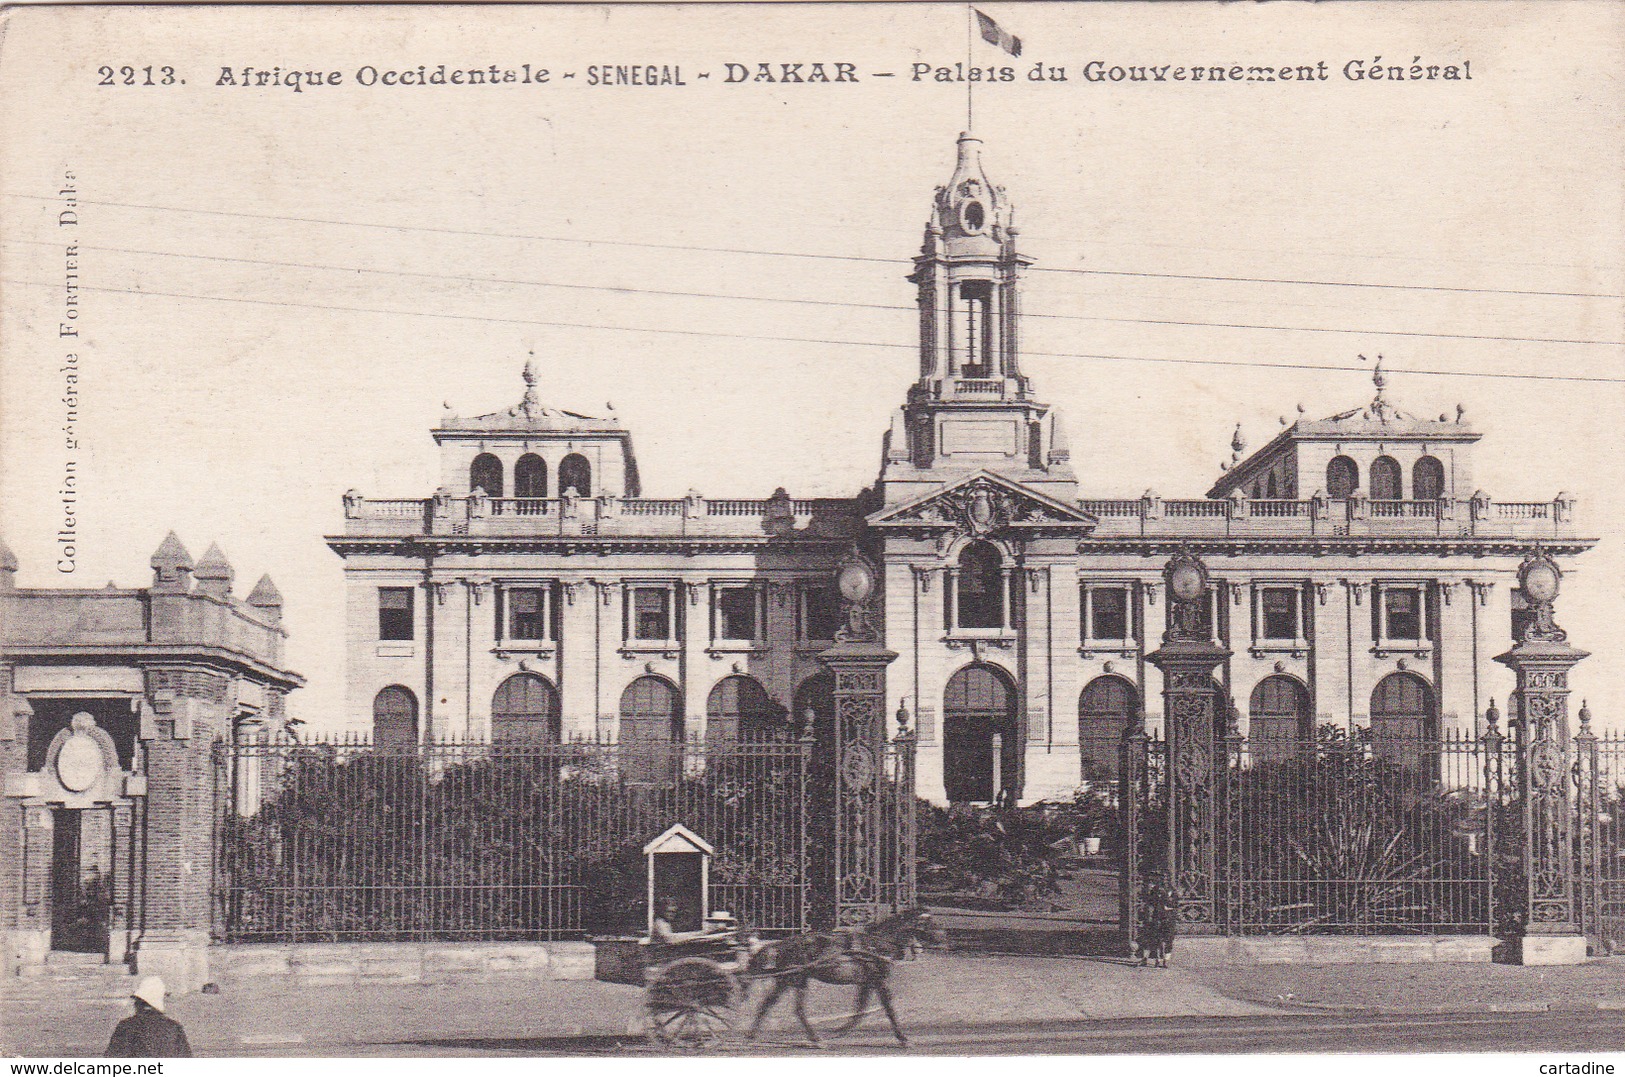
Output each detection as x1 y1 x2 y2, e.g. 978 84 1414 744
743 907 945 1048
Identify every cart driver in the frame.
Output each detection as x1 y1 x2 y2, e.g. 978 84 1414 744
651 898 701 946
652 898 735 947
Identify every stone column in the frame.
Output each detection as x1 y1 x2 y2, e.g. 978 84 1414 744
1496 550 1589 964
817 552 897 928
1144 551 1232 935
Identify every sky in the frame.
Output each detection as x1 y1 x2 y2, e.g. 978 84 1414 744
1 2 1621 727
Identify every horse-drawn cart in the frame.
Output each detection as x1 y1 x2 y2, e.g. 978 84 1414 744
594 908 943 1049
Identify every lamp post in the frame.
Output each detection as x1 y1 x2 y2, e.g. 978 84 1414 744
1144 549 1232 934
817 550 898 927
1496 548 1588 962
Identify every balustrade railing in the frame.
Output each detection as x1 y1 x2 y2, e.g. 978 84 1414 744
365 499 429 518
1248 499 1311 518
1369 499 1438 519
1081 499 1142 517
954 378 1004 394
708 499 771 516
342 491 1573 537
488 498 554 517
1165 500 1229 518
619 499 686 516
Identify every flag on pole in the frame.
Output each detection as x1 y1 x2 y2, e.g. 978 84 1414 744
974 9 1022 57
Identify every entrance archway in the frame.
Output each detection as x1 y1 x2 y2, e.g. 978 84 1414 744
942 664 1018 803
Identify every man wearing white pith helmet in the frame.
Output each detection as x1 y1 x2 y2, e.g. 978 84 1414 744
105 976 192 1057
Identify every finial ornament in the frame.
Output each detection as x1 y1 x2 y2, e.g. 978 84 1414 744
1485 699 1501 733
1230 424 1245 455
1579 700 1593 734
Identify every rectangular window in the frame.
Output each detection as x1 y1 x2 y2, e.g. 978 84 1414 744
801 585 841 642
1260 587 1300 641
378 587 414 641
714 584 761 642
630 586 672 642
1085 586 1130 642
507 586 550 641
1383 587 1423 641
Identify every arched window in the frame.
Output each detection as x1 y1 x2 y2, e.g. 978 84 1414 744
706 675 779 740
1249 675 1311 761
1078 676 1138 780
943 664 1018 802
955 541 1005 630
372 686 418 753
558 453 592 497
1370 672 1437 771
514 453 548 499
491 673 560 744
1326 456 1359 499
1412 456 1445 501
1370 455 1402 500
470 453 504 498
620 675 682 783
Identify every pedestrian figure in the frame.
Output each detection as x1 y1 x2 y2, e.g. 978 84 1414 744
1135 877 1177 968
106 976 192 1057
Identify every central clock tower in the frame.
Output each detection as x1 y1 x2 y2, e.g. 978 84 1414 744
878 132 1077 508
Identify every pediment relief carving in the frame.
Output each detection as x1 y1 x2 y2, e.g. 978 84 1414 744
877 476 1095 536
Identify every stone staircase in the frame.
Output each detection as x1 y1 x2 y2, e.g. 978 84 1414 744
3 952 139 1003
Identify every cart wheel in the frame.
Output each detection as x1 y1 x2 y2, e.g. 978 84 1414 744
645 956 738 1048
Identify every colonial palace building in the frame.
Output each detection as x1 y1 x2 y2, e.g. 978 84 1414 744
327 134 1595 805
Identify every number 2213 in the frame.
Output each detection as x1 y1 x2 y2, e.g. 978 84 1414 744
98 66 179 86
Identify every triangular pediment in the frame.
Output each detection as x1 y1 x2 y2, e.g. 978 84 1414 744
868 471 1097 533
643 823 714 857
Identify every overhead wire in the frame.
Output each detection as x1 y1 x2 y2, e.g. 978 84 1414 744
5 238 1620 349
6 275 1623 385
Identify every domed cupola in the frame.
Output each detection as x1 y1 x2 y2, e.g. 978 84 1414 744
930 133 1013 257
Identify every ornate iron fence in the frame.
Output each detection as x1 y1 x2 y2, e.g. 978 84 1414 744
1124 727 1521 937
1224 730 1506 935
1574 726 1625 954
212 733 812 943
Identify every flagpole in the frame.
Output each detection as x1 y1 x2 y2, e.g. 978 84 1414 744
965 4 974 131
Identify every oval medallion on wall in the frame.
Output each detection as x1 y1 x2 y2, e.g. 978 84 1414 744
56 713 107 793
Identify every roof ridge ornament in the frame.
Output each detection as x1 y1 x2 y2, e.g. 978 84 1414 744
1360 353 1402 422
521 352 542 419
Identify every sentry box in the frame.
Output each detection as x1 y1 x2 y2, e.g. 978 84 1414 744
644 823 714 936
